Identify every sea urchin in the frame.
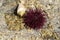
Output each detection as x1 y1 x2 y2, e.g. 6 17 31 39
23 8 46 30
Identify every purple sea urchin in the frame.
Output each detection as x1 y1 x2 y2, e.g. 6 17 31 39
23 8 47 30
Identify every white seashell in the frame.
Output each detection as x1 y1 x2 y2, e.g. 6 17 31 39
17 3 26 16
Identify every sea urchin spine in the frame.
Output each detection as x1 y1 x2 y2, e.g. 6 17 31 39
23 8 47 30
